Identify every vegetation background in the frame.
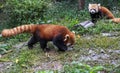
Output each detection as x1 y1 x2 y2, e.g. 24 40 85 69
0 0 120 73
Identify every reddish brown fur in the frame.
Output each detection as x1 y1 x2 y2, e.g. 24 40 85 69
111 18 120 23
1 24 37 37
89 4 120 23
99 6 115 19
99 6 120 23
1 24 75 45
36 24 75 44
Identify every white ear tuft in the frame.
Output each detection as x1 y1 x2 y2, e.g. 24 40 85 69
98 4 101 6
88 4 91 7
72 31 75 34
64 34 69 41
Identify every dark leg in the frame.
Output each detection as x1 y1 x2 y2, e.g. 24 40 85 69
53 34 67 51
90 12 102 23
28 36 38 49
90 13 97 23
39 40 49 52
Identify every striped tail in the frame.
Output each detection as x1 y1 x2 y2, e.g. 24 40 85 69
1 24 37 37
111 18 120 23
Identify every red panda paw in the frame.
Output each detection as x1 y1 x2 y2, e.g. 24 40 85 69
43 48 51 52
28 45 34 49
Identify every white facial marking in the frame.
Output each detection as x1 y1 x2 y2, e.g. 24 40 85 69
67 45 74 51
90 9 96 14
66 43 71 46
67 47 73 51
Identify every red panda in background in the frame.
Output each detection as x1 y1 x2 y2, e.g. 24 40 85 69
88 3 120 23
1 24 75 52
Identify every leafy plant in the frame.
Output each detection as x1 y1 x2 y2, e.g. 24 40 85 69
3 0 52 27
63 62 106 73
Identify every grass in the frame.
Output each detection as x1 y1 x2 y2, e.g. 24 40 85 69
76 35 120 49
0 34 120 73
63 62 106 73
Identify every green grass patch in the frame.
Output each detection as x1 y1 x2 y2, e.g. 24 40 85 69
76 35 120 49
1 35 120 73
63 62 106 73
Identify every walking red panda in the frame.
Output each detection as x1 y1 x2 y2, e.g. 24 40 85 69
1 24 75 51
88 3 120 23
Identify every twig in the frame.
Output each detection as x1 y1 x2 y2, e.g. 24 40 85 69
0 58 10 62
3 50 13 54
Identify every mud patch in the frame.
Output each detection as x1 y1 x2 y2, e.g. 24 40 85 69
79 49 120 66
32 61 62 72
31 50 63 72
0 62 13 73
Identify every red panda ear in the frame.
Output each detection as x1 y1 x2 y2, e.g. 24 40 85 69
98 4 101 9
64 34 70 42
88 4 91 7
72 31 75 34
98 4 101 6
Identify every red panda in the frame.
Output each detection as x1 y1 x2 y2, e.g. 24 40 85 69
88 3 120 23
1 24 75 51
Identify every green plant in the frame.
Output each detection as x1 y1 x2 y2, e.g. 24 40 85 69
63 62 106 73
35 70 55 73
3 0 51 27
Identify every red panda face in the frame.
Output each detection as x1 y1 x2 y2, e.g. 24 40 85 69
64 32 75 50
88 4 101 14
